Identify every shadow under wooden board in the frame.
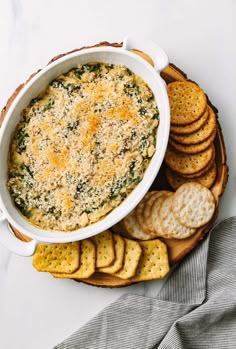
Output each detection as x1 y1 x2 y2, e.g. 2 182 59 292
1 42 228 288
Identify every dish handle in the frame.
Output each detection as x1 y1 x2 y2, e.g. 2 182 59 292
122 35 168 72
0 210 38 256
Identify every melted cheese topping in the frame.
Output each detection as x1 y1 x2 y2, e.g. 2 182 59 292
7 63 159 231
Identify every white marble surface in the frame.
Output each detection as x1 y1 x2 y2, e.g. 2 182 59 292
0 0 235 348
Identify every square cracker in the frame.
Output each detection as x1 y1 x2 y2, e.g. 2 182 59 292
32 242 80 273
131 239 170 282
114 238 142 280
92 230 115 268
98 234 125 274
52 239 95 279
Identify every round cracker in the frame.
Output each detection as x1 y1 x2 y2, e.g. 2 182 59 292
164 144 215 175
159 194 196 239
122 209 152 240
172 182 216 228
168 127 216 154
166 163 217 190
167 81 207 125
142 191 161 233
135 192 156 237
143 191 169 235
170 107 216 145
151 192 172 237
179 152 215 178
170 107 209 135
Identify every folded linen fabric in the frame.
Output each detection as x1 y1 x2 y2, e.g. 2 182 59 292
53 217 236 349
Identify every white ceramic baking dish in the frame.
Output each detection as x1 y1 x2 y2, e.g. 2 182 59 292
0 36 170 256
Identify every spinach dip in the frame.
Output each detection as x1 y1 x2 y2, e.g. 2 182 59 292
7 62 159 231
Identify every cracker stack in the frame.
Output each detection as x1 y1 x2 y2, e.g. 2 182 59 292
32 230 170 282
120 185 215 241
165 81 217 190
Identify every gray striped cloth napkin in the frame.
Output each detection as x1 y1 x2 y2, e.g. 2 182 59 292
53 216 236 349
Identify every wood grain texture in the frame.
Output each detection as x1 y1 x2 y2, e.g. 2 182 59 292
1 42 228 287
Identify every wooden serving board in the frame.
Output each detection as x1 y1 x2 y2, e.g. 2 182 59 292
1 43 228 288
